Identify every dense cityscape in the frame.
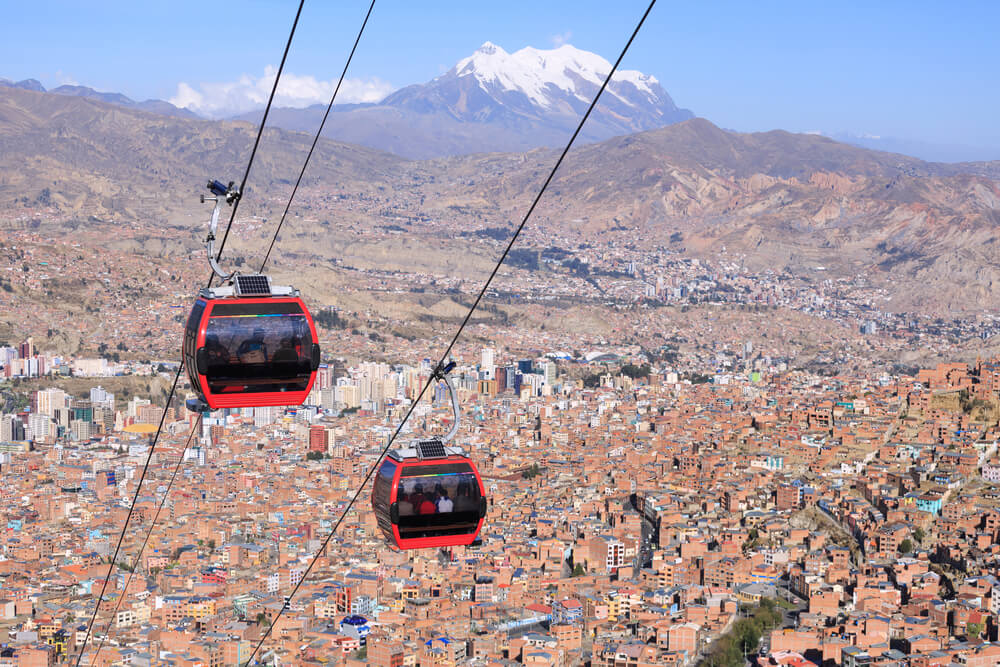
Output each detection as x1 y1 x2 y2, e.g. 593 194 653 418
4 329 1000 667
2 7 999 667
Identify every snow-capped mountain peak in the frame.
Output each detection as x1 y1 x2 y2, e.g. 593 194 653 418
452 42 661 109
378 41 693 152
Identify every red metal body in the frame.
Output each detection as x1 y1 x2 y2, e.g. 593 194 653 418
372 454 487 550
183 295 320 409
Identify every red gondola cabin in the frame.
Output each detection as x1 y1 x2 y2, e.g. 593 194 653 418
372 441 487 550
183 280 320 409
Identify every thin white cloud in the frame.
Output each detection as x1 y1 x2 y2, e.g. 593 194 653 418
169 66 395 117
54 70 78 86
550 31 573 47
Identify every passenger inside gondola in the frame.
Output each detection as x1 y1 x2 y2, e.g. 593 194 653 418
204 334 230 364
203 310 314 394
395 467 482 538
454 481 478 513
272 337 299 363
397 492 414 516
436 487 453 512
237 328 268 363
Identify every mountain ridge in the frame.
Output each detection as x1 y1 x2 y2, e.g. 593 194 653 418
227 42 693 158
0 77 198 119
1 85 999 315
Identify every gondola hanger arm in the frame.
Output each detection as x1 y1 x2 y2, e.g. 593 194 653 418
201 180 241 282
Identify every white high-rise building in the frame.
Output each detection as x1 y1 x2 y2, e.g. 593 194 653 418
481 348 496 380
36 388 68 417
540 361 557 386
90 386 115 409
27 413 52 441
253 406 277 427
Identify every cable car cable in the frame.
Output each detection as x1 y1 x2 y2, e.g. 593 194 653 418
240 1 658 662
258 0 377 274
90 416 203 666
73 4 308 662
241 362 445 667
72 370 182 667
215 0 306 265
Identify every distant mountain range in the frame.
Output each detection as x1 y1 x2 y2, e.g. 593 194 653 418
226 43 693 158
6 42 997 162
0 77 197 119
825 131 1000 165
1 83 999 315
3 43 691 159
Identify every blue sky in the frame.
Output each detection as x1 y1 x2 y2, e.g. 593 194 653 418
3 0 999 158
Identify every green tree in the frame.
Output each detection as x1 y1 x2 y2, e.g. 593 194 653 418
913 527 926 543
572 563 586 577
620 364 651 379
699 599 781 667
898 539 913 554
967 622 983 639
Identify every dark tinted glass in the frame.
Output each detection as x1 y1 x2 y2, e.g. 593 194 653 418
396 463 482 538
373 460 396 512
184 301 207 390
203 302 313 394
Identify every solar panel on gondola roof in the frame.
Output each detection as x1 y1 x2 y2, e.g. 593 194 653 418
416 439 447 459
235 274 271 296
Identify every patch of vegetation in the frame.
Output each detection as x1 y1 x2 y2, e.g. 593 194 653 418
506 248 540 271
460 226 511 241
699 599 782 667
522 463 541 479
561 257 590 276
541 247 571 260
314 309 347 329
620 363 651 379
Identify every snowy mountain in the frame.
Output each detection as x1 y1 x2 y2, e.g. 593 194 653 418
230 42 693 158
383 42 692 136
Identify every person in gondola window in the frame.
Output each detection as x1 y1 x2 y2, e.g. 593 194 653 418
204 334 230 365
436 488 454 513
417 489 437 514
272 337 298 363
454 482 477 513
397 492 414 517
237 328 268 363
